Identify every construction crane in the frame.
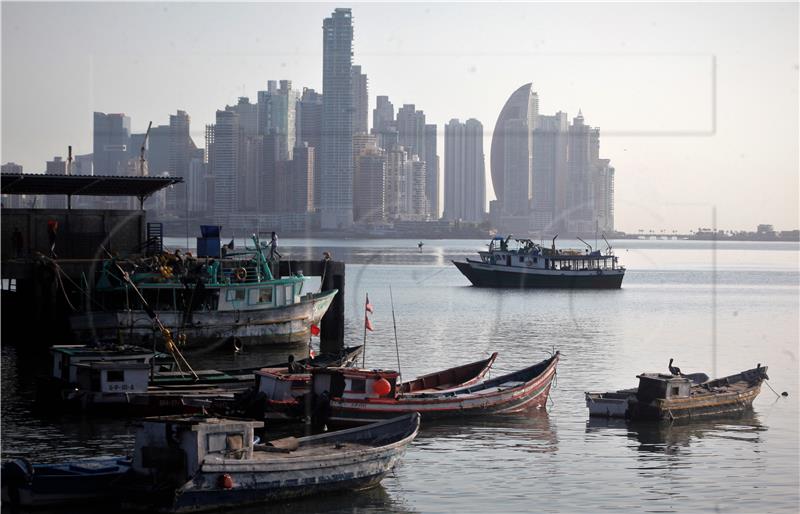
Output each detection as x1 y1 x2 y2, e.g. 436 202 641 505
139 121 152 176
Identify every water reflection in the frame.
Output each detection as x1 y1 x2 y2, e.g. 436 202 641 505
417 409 557 455
586 411 765 455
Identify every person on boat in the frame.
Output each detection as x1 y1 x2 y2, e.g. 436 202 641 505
288 354 304 374
269 232 281 262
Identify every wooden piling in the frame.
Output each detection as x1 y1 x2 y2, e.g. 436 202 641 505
278 259 345 353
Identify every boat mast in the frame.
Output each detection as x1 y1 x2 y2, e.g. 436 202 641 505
389 285 403 386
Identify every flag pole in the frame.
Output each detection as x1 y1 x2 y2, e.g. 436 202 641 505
389 285 402 385
362 292 368 368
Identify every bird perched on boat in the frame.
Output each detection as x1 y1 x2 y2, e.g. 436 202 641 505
668 358 683 376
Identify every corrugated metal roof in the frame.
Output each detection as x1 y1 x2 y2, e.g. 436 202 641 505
0 173 183 197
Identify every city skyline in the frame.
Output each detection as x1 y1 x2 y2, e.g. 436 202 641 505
2 2 798 232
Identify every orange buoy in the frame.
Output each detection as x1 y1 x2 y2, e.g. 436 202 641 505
373 378 392 396
220 473 234 489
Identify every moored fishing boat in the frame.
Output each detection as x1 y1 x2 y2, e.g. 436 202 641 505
121 413 420 512
585 364 769 421
453 235 624 289
311 352 559 426
244 352 499 422
70 233 337 352
36 344 364 415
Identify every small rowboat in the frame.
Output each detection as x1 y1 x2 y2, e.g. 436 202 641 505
311 352 559 426
585 364 769 421
242 353 499 421
1 457 132 508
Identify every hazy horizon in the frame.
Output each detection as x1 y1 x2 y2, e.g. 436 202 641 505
2 2 798 232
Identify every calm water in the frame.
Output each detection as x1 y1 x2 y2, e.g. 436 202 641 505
2 239 798 513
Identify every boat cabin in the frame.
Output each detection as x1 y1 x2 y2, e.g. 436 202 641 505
132 416 263 482
479 237 621 272
256 368 311 401
635 373 692 402
312 368 400 400
72 361 150 394
50 345 156 384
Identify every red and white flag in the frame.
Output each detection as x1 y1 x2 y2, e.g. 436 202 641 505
364 293 374 331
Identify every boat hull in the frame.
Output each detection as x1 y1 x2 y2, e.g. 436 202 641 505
453 260 624 289
70 290 337 352
323 354 559 426
629 384 763 421
165 446 406 513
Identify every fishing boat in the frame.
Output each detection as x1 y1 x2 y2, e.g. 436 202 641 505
244 352 499 422
70 234 337 352
310 352 559 426
585 364 769 421
1 456 132 508
36 344 363 415
121 413 420 512
453 235 624 288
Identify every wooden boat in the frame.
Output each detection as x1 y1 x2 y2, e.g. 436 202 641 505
122 413 420 512
311 352 559 426
247 353 499 422
453 235 624 289
70 234 337 351
36 344 363 415
1 457 132 508
585 365 769 421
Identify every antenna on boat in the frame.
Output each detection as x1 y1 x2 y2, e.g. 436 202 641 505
602 234 612 254
552 234 558 251
576 237 592 253
389 285 403 385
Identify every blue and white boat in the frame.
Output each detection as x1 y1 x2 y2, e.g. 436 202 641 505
454 235 625 289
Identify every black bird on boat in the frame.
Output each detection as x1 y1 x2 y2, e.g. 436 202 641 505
668 358 683 376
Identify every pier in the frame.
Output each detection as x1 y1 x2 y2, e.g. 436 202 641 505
1 173 346 350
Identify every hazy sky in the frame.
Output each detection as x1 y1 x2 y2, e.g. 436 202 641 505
2 2 798 232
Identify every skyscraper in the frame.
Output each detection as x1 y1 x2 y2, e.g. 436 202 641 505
257 81 298 160
396 104 426 159
211 109 239 217
320 7 354 229
444 118 485 223
351 65 368 135
566 111 595 234
168 110 196 212
385 144 410 220
372 96 394 135
531 112 568 231
424 123 439 218
490 83 538 217
297 88 324 207
353 147 386 223
93 112 131 175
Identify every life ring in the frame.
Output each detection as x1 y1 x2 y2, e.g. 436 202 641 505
232 337 243 353
235 267 247 281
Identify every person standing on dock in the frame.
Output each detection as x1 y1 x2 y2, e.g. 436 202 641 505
11 227 23 258
47 220 58 258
